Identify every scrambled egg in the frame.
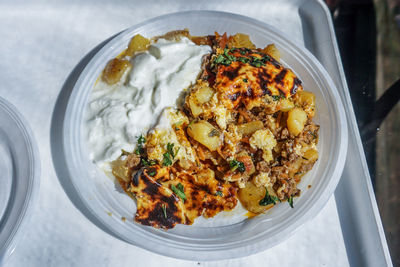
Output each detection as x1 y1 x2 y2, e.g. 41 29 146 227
146 108 196 164
253 172 273 188
249 129 277 162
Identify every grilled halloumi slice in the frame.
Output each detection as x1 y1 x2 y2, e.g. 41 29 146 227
127 167 186 229
214 48 302 110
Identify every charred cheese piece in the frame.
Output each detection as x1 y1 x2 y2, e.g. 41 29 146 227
167 169 238 224
214 48 302 110
128 168 186 229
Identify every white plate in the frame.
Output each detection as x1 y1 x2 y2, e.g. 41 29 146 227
63 11 348 260
0 97 40 264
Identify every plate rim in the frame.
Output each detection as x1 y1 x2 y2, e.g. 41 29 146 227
0 97 41 263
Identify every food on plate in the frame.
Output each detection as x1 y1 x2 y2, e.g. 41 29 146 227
84 30 319 229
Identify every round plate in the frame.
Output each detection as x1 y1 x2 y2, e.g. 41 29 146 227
0 97 40 263
63 11 348 260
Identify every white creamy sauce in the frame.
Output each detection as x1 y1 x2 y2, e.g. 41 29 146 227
84 38 211 169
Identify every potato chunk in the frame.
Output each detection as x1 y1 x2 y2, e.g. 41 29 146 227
238 182 275 214
296 91 316 118
238 121 264 135
227 33 256 49
102 58 131 85
126 34 150 56
287 108 307 136
262 44 280 61
187 121 221 151
303 148 318 163
278 98 294 112
195 86 214 104
188 85 214 117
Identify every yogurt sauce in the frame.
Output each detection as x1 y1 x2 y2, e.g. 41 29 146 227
85 38 211 169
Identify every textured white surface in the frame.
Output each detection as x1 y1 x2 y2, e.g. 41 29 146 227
0 0 349 266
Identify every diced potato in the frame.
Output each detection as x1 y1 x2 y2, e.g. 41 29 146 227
238 182 275 214
262 44 280 61
303 148 318 163
279 98 294 112
187 121 221 151
296 91 316 118
125 34 150 56
287 108 307 136
158 29 190 41
188 97 203 117
288 157 303 177
188 85 214 117
194 86 214 104
111 157 130 182
238 121 264 135
102 58 132 85
227 33 256 49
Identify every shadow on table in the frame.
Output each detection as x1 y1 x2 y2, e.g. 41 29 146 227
50 33 125 242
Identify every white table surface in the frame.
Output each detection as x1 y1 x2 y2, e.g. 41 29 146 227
0 0 350 266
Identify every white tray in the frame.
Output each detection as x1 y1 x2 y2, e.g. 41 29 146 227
0 0 392 266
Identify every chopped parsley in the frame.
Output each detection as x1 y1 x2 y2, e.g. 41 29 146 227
215 191 223 197
135 135 146 155
229 160 246 173
162 143 177 166
288 197 294 208
309 130 318 139
272 93 286 101
212 48 271 68
147 169 156 176
162 153 172 166
161 204 167 218
259 190 279 206
208 128 220 137
243 78 248 83
171 183 186 202
141 158 156 166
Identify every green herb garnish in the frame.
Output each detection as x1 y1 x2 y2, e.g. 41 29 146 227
243 78 248 83
288 197 294 208
215 191 223 197
229 160 246 173
271 93 285 101
162 153 172 166
288 197 294 209
162 143 177 166
309 130 318 139
171 183 186 202
259 190 279 206
141 158 156 166
208 128 220 137
162 204 167 218
147 169 156 176
135 135 146 155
